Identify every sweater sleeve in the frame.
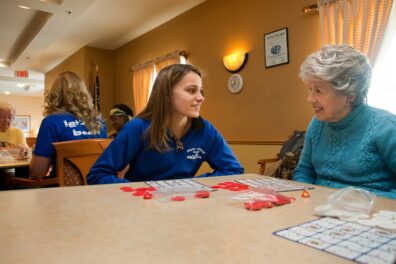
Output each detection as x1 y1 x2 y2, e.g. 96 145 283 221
375 115 396 175
293 118 317 183
198 124 244 177
87 120 144 184
14 128 28 147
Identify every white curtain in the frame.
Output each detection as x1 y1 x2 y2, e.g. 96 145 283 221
368 2 396 113
319 0 394 64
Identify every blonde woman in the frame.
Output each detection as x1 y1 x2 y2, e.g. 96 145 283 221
30 71 107 180
88 64 243 184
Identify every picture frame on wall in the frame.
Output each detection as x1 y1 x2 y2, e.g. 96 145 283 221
13 115 31 133
264 28 289 68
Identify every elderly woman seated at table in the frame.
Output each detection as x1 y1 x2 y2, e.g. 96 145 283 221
293 45 396 199
0 101 30 189
0 101 28 149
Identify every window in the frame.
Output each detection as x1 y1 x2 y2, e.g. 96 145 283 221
368 4 396 114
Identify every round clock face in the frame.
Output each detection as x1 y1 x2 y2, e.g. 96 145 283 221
228 74 243 94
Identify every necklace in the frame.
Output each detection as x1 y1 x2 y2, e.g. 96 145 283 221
173 121 189 151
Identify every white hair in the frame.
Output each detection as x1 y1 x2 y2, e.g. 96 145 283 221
299 45 371 105
0 101 16 119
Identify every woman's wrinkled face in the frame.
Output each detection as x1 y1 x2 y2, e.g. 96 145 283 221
0 108 14 132
171 72 204 119
306 78 353 122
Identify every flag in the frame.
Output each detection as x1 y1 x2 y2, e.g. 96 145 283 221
94 65 101 112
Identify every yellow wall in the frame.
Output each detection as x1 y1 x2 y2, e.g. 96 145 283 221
0 94 43 137
43 0 321 172
114 0 321 142
46 47 114 125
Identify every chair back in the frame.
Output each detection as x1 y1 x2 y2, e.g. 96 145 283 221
53 138 112 186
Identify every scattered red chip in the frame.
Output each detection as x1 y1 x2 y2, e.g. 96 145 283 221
143 192 153 199
171 195 186 202
215 181 250 191
257 200 273 208
147 187 157 192
245 201 262 211
135 187 149 192
120 187 134 192
195 190 210 198
228 187 242 191
132 191 146 196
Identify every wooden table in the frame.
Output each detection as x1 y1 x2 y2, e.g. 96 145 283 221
0 174 395 264
0 159 29 169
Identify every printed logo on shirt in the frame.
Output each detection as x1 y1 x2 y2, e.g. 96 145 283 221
186 147 205 160
63 119 95 136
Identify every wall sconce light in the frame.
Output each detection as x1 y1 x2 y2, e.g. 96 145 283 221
223 52 248 73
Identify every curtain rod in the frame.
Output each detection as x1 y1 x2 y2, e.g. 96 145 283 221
130 49 187 72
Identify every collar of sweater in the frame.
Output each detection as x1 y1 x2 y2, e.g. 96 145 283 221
328 104 366 130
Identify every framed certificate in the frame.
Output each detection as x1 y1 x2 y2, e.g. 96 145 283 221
264 28 289 68
13 115 30 133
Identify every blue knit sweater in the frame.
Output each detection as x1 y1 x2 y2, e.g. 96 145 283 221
294 104 396 199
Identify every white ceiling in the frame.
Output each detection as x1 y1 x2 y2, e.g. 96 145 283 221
0 0 206 96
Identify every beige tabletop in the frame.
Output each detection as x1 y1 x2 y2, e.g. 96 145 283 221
0 174 395 264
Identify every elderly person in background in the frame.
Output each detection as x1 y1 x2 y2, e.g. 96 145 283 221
108 103 134 138
293 45 396 199
0 101 28 149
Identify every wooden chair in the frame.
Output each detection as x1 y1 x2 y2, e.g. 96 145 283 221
257 131 305 179
53 138 112 186
5 138 112 189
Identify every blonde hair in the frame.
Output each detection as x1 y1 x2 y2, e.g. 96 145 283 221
138 64 202 152
44 71 102 133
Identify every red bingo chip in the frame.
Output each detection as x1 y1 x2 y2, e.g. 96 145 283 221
195 190 210 198
245 200 262 211
171 195 186 202
132 191 146 196
120 187 134 192
143 191 153 199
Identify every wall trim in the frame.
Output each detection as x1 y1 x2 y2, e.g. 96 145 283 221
227 140 284 145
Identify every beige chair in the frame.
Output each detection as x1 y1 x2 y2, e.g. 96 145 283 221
53 138 112 186
5 138 112 189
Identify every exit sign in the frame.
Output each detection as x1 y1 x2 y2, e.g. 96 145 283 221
15 70 29 78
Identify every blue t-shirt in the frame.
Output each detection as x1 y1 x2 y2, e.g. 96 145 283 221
34 113 107 176
87 117 244 184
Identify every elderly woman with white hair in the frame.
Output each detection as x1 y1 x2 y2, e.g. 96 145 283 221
0 101 28 148
293 45 396 199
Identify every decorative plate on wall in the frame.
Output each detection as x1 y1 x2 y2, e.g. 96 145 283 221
228 74 243 94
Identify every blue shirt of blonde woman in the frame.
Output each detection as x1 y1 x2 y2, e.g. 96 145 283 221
87 117 244 184
293 104 396 199
34 113 107 176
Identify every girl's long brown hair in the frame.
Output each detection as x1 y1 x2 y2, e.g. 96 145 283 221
137 64 201 152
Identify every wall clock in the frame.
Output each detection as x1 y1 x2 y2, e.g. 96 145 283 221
228 74 243 94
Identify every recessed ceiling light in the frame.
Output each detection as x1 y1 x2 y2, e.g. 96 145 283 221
4 91 11 95
18 5 31 10
0 60 10 67
16 83 25 88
